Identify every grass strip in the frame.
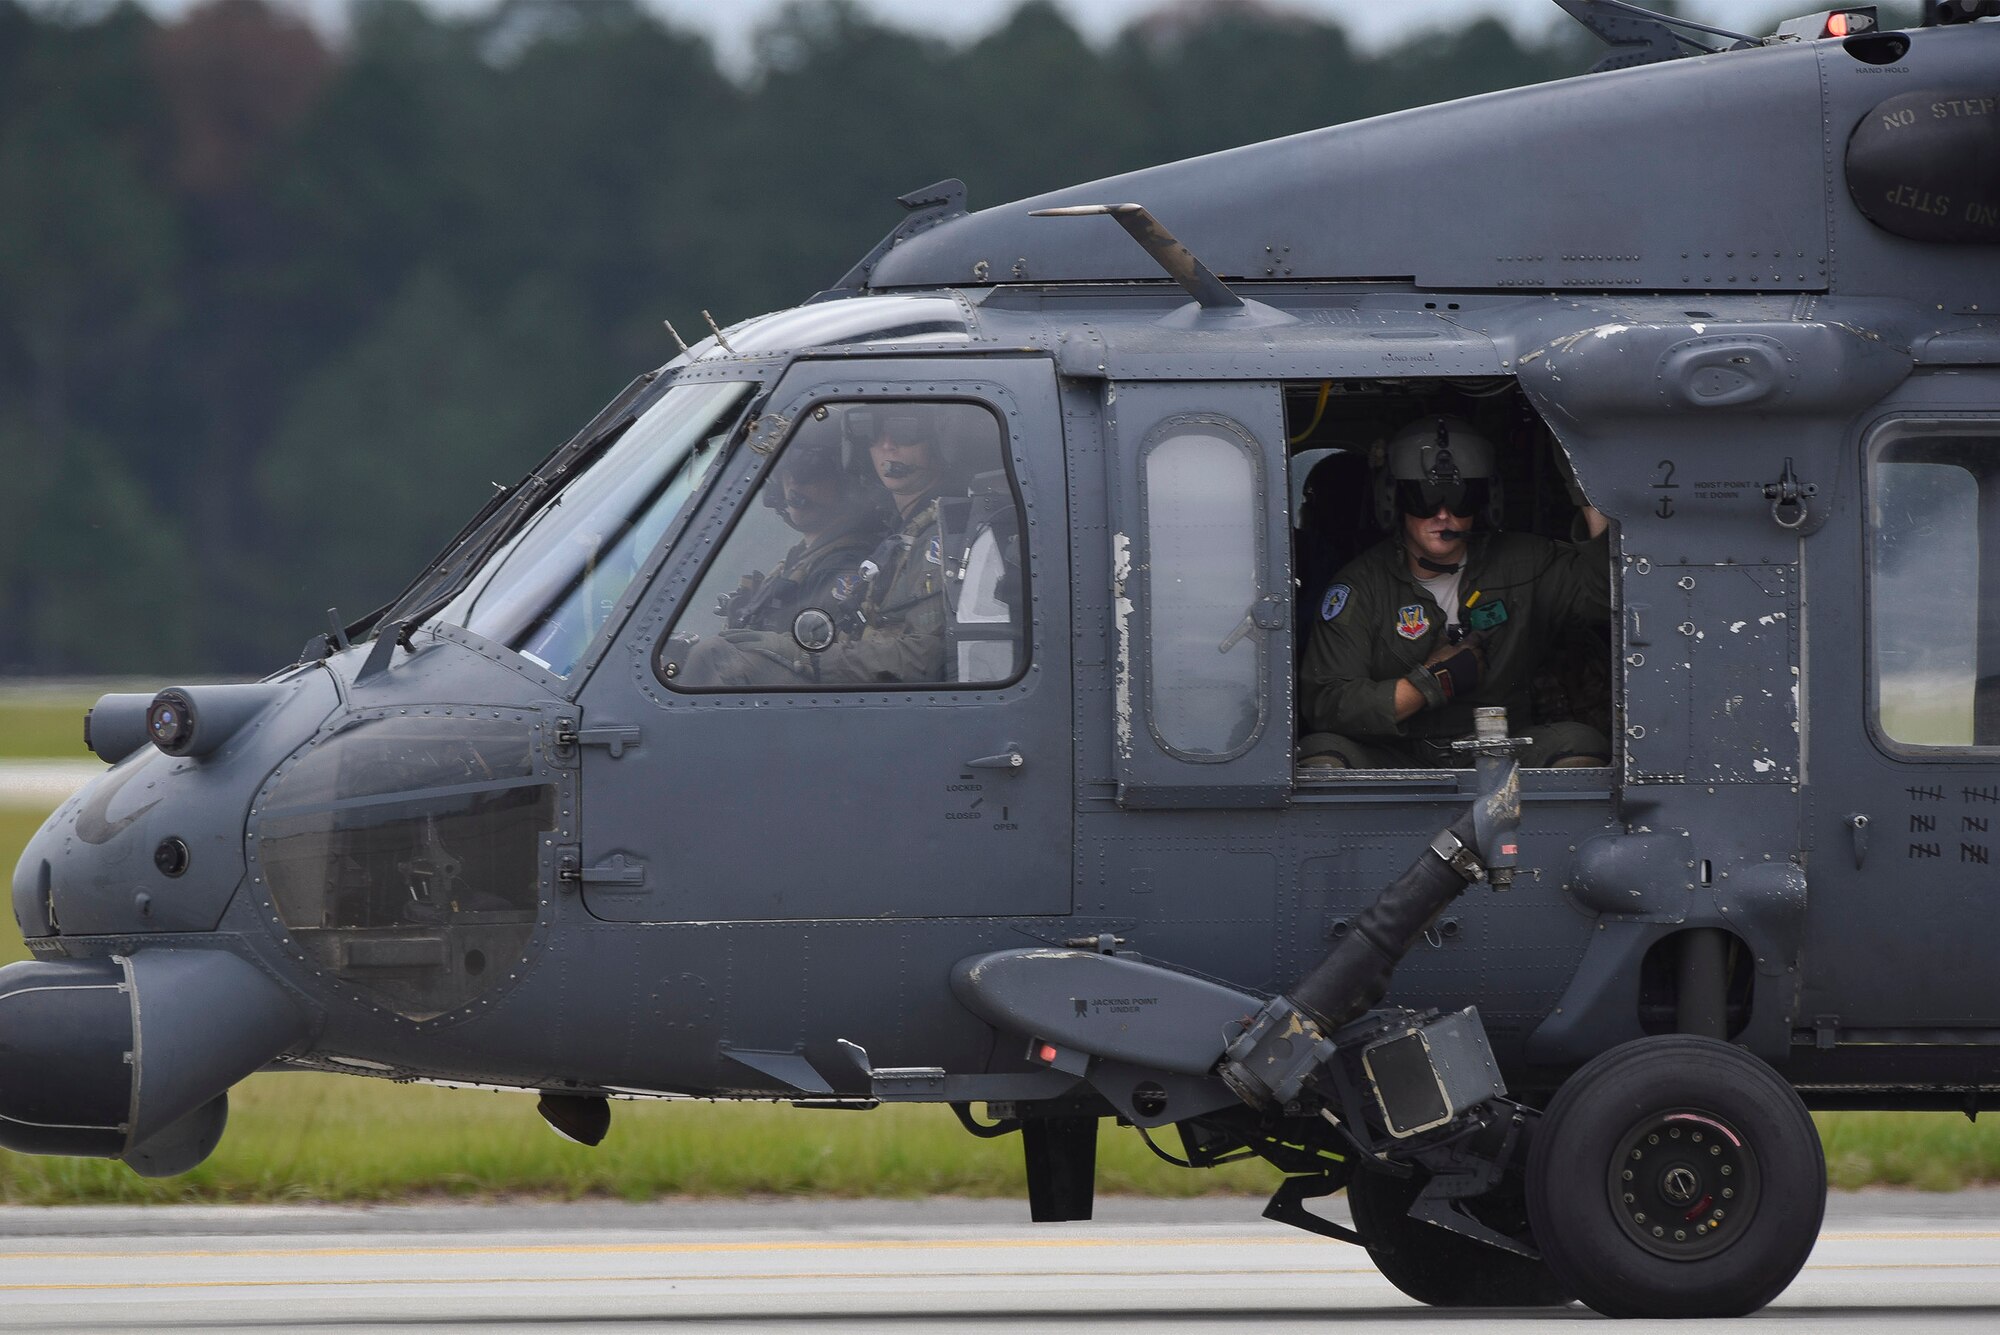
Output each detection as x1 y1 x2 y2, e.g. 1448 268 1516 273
4 803 2000 1198
0 700 93 760
0 1076 1281 1204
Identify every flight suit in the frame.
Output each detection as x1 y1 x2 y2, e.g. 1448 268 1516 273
721 517 881 634
813 497 948 683
680 498 947 687
1300 529 1612 767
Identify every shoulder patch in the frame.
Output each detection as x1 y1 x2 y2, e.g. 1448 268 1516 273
924 535 942 566
1395 604 1430 640
830 573 861 604
1320 583 1350 621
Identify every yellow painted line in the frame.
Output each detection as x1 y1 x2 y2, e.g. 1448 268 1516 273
6 1228 1997 1266
0 1266 1377 1294
0 1234 1313 1263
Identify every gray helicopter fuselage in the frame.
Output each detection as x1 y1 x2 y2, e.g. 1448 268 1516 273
9 17 2000 1172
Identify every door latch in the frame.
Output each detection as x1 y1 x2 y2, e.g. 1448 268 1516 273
557 850 647 890
554 719 642 759
1847 813 1870 870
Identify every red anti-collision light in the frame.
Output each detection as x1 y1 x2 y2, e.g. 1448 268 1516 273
1827 12 1850 35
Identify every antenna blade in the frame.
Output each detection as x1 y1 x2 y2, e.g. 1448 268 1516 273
700 309 735 353
1033 202 1242 309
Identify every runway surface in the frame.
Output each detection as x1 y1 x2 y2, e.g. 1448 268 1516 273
0 758 97 808
3 1191 1999 1332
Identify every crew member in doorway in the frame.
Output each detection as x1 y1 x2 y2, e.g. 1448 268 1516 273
1299 416 1612 769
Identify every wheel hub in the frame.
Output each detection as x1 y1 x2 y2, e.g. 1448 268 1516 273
1607 1110 1760 1261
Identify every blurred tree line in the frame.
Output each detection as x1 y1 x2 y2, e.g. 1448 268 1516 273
0 0 1755 674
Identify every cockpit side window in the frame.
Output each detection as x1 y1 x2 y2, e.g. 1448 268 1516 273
658 398 1028 691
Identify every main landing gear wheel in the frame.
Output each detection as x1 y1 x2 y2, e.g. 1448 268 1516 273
1526 1035 1825 1319
1347 1167 1572 1308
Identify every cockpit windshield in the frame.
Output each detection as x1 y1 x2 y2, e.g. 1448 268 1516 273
428 379 756 676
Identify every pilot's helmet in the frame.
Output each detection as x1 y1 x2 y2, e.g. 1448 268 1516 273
763 434 864 526
1374 416 1503 529
841 404 938 454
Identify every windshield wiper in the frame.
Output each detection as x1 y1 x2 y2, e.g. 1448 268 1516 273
355 475 558 682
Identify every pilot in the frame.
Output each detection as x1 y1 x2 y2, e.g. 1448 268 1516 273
715 437 882 636
1299 416 1612 769
807 404 953 683
677 404 952 686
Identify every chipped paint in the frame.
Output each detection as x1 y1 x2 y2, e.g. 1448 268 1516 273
1592 324 1630 340
1753 758 1776 773
1729 620 1747 633
1690 323 1707 334
1112 532 1135 761
1759 612 1787 626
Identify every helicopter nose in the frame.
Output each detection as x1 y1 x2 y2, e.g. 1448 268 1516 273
11 669 340 943
0 950 308 1175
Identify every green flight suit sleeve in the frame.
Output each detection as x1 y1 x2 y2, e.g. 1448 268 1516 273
814 601 945 683
813 512 948 684
1542 529 1613 629
1301 564 1408 739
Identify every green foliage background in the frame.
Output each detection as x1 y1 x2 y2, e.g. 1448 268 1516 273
7 0 1854 676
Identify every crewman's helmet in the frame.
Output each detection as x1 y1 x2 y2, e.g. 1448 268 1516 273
1373 416 1502 529
841 405 935 454
763 434 868 530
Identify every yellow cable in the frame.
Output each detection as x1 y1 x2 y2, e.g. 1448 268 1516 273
1287 380 1333 445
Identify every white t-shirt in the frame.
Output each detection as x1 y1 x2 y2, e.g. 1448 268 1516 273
1417 568 1464 633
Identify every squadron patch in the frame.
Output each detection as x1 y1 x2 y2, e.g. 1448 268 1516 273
925 536 942 566
830 573 861 604
1395 604 1430 640
1320 583 1350 621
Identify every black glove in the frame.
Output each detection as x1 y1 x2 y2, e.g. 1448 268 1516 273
1425 645 1482 701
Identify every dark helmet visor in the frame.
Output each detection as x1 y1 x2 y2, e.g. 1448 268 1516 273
1397 477 1488 518
843 407 929 449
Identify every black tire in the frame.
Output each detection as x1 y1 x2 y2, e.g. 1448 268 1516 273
1526 1035 1825 1319
1348 1166 1572 1307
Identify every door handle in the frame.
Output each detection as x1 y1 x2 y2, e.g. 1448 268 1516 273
1847 814 1869 870
1626 602 1652 647
966 749 1025 772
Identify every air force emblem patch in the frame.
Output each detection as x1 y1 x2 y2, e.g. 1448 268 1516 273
830 573 860 604
1320 583 1350 621
1396 604 1430 640
925 536 942 566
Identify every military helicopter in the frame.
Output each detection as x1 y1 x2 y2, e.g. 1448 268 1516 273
7 0 2000 1318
